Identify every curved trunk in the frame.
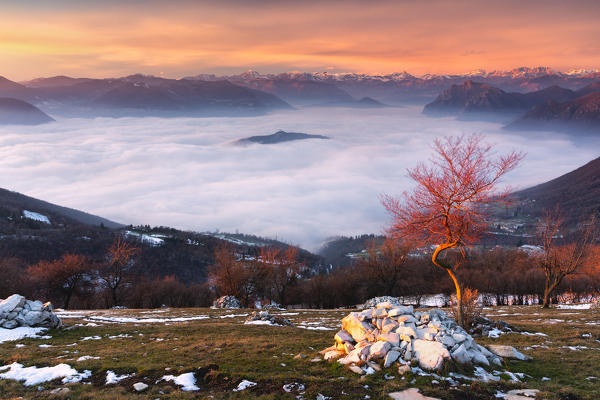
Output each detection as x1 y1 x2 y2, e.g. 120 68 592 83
432 243 464 327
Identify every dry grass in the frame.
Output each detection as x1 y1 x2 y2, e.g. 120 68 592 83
0 305 599 399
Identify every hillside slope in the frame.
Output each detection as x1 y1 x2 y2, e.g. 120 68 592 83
0 98 54 125
514 156 600 221
0 187 122 228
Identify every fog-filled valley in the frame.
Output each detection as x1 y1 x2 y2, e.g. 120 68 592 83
1 105 597 250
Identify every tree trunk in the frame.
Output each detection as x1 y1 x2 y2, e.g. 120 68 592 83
447 268 464 327
63 291 72 310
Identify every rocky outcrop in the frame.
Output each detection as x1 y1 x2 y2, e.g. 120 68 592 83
0 294 61 329
212 296 241 309
323 302 508 374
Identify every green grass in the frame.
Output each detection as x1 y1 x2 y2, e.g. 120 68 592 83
0 306 599 399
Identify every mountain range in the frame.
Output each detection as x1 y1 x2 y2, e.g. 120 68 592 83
423 80 600 131
1 66 599 121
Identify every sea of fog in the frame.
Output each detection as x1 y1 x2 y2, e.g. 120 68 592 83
0 106 598 250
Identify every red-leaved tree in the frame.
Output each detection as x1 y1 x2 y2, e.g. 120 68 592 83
381 134 523 326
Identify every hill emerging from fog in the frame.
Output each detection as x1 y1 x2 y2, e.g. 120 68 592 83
234 130 330 145
0 98 54 125
507 92 600 133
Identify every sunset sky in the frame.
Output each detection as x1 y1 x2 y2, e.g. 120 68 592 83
1 0 599 80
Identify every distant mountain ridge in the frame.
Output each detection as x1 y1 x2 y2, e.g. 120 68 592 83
0 74 292 118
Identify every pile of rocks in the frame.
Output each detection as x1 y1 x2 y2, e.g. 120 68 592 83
470 316 520 337
262 303 285 311
322 302 506 374
0 294 62 329
359 296 403 309
212 296 241 309
245 311 292 326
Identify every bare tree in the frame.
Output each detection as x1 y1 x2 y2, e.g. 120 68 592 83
382 134 523 326
99 237 138 307
537 206 598 308
28 254 93 309
357 238 410 296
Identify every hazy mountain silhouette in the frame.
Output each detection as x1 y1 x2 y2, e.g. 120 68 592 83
0 98 54 125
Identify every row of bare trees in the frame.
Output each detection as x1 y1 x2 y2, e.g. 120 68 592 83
208 244 305 307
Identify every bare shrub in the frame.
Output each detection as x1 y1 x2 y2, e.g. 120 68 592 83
450 287 481 328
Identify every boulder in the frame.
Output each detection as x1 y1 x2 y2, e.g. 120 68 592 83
370 341 391 359
0 294 25 315
342 313 373 342
487 345 532 361
335 329 355 344
412 339 450 370
384 350 401 368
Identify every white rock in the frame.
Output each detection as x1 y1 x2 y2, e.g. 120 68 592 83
378 332 400 347
487 345 532 361
133 382 148 391
412 339 450 371
388 388 441 400
342 313 373 342
0 295 26 317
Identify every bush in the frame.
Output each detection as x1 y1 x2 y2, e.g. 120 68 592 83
450 287 481 328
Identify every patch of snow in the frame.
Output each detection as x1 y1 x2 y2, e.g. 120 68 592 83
106 370 134 384
88 315 209 324
218 313 249 319
557 304 592 310
0 362 90 386
244 320 277 326
297 326 334 331
0 327 50 344
161 372 199 391
520 331 548 337
488 328 504 338
233 379 257 391
80 336 102 341
76 356 100 362
23 210 50 224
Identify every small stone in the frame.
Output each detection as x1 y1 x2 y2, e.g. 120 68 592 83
370 341 391 359
349 364 365 375
133 382 148 392
397 364 411 375
388 388 441 400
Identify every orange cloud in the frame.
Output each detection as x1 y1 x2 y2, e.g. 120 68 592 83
0 0 598 80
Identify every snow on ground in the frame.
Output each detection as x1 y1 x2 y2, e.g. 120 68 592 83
76 356 100 361
0 327 50 343
161 372 199 391
22 210 50 224
106 370 134 384
244 320 279 326
557 304 592 310
0 363 90 386
87 315 209 323
233 379 257 391
124 231 165 246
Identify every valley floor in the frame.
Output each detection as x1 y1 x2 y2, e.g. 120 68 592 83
0 305 599 399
